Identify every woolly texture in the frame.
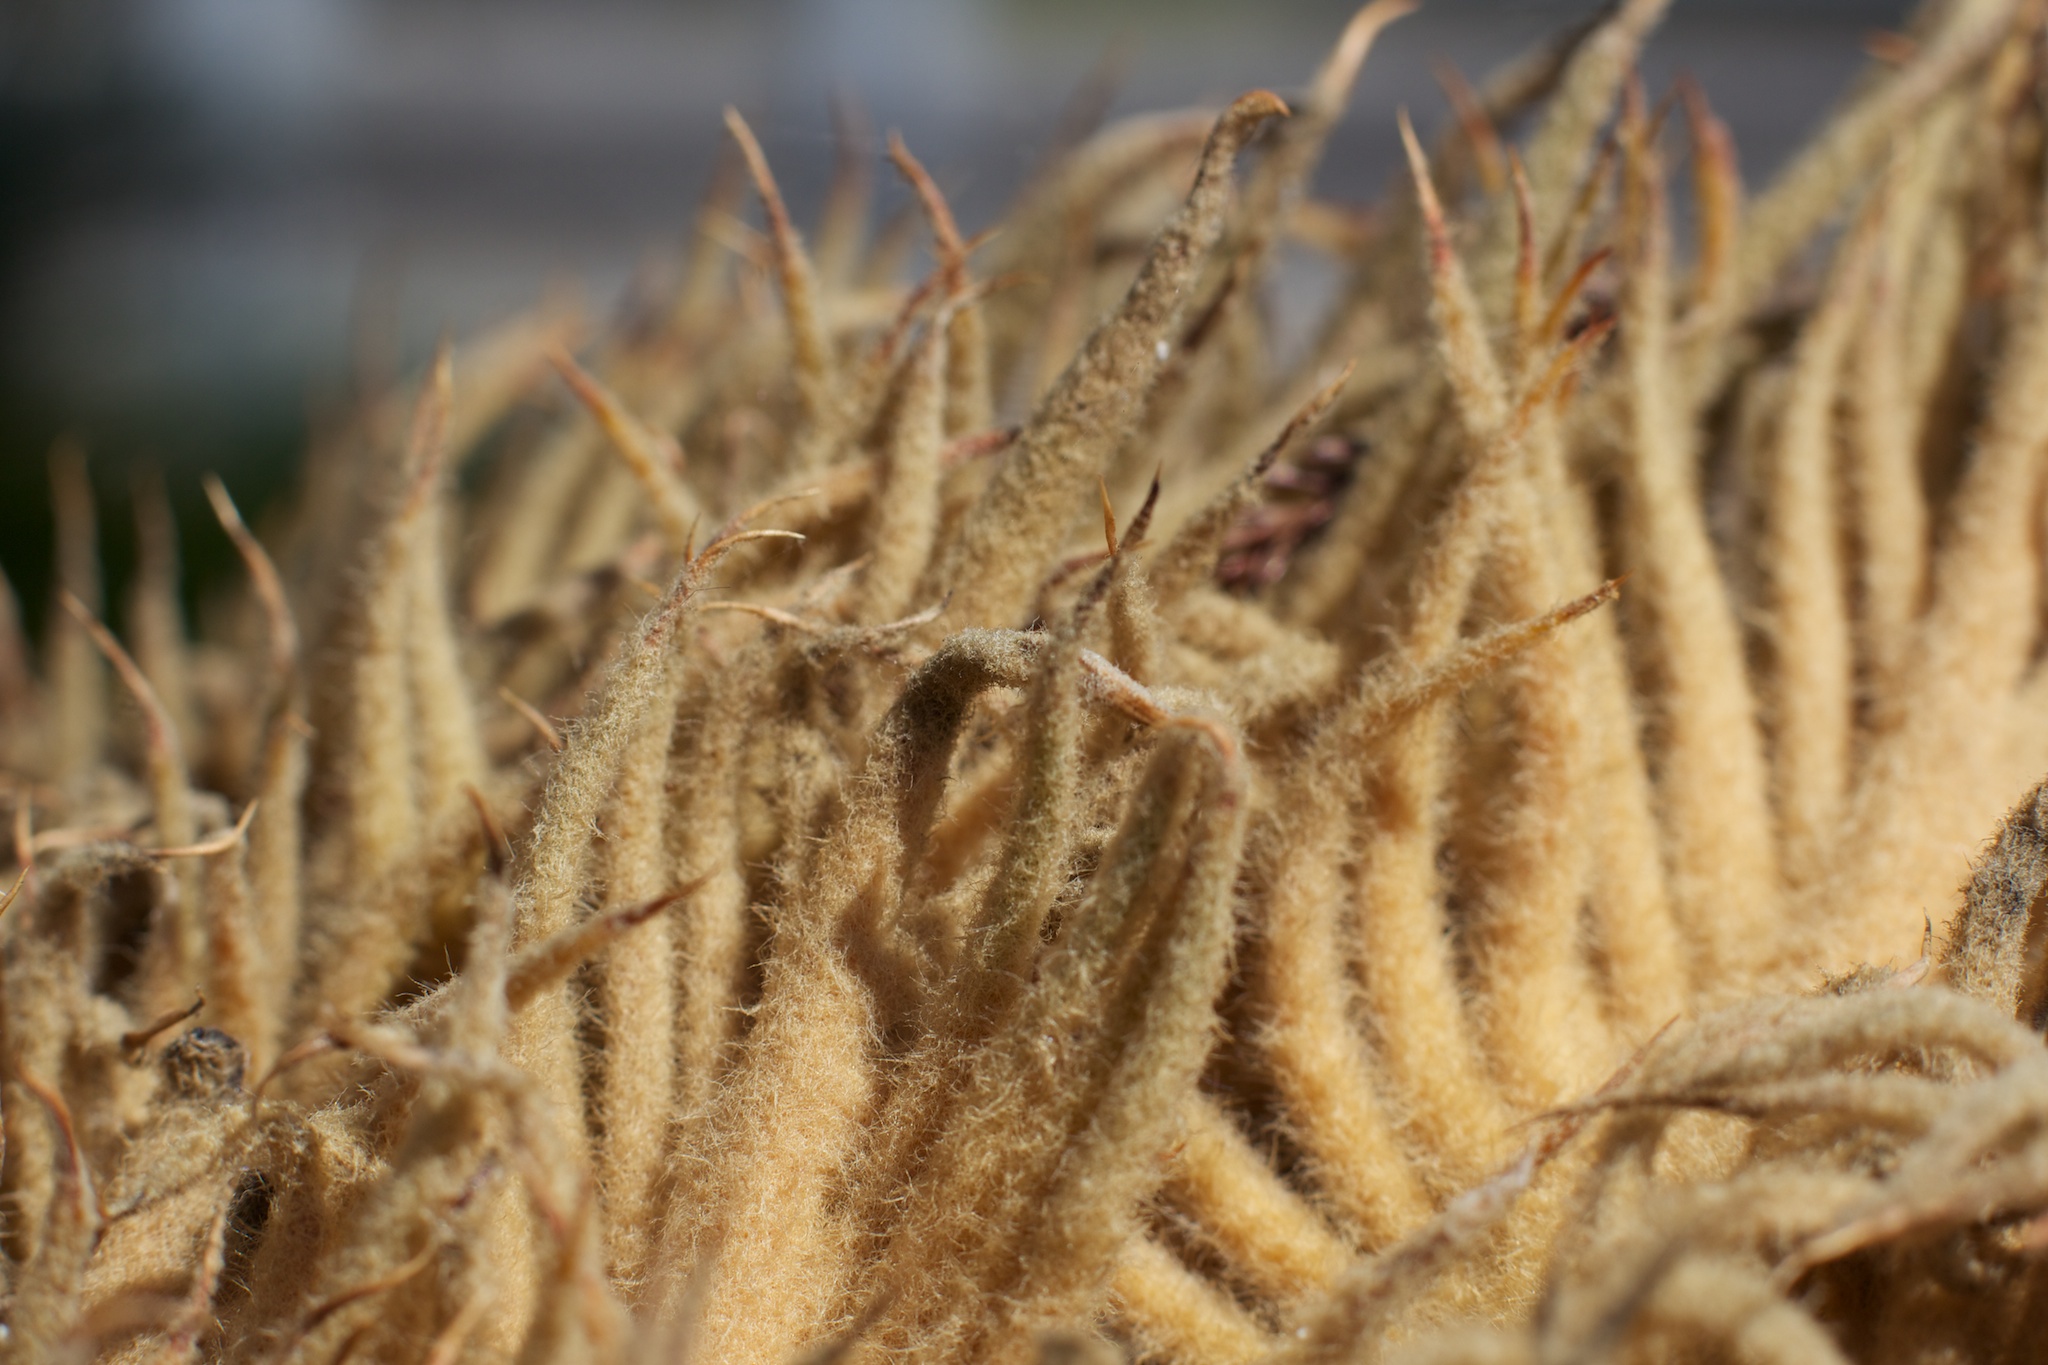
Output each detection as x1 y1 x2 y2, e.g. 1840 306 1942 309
3 2 2048 1361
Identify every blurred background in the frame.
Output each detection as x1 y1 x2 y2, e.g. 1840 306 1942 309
0 0 1916 627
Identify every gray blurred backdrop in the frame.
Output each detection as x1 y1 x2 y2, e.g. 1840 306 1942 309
0 0 1914 622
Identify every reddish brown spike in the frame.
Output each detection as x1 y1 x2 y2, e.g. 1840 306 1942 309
203 474 298 685
119 992 206 1057
1398 108 1453 275
1679 74 1740 322
888 131 968 268
1432 58 1507 196
1510 152 1541 354
1123 468 1163 552
1538 246 1614 347
725 105 839 446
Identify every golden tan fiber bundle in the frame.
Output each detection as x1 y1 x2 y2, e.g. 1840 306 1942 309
4 0 2048 1360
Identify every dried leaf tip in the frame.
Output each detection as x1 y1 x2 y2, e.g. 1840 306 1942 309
121 993 206 1058
402 340 454 515
888 131 968 271
725 105 839 445
1220 88 1292 143
152 800 260 858
1320 1 1420 109
1397 107 1451 271
203 473 298 683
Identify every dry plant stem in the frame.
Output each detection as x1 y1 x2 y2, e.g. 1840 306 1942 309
1459 188 1614 1098
1151 363 1354 609
200 840 264 1058
726 107 844 468
593 648 686 1292
1510 241 1687 1038
1275 1148 1544 1365
509 520 792 1156
850 731 1219 1359
655 631 1037 1359
1731 0 2015 317
858 302 951 623
503 890 690 1015
1461 481 1612 1108
1254 780 1432 1244
298 352 451 1021
886 133 994 437
1817 181 2048 970
655 845 876 1363
1113 1234 1275 1365
1614 111 1777 986
59 590 202 1015
978 733 1247 1362
57 594 193 856
932 91 1288 631
964 591 1103 984
1677 80 1740 332
128 463 193 749
1763 187 1884 889
1435 61 1508 201
1475 0 1671 303
1164 1096 1354 1304
9 1069 101 1360
1338 116 1564 1173
550 346 700 554
406 430 488 851
47 440 107 781
247 730 308 1060
1338 589 1621 1192
666 663 757 1137
1232 0 1414 288
1845 116 1953 716
1543 493 1689 1039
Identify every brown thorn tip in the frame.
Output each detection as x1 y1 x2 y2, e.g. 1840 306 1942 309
203 473 298 679
1396 108 1449 262
122 993 206 1057
699 601 821 633
724 106 795 230
254 1032 341 1102
465 784 513 876
395 351 454 523
1127 470 1164 549
887 130 965 261
499 686 566 752
1228 89 1291 125
1510 152 1537 328
61 589 178 758
151 801 260 859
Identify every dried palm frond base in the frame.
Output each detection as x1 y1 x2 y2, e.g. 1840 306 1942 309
7 0 2048 1361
